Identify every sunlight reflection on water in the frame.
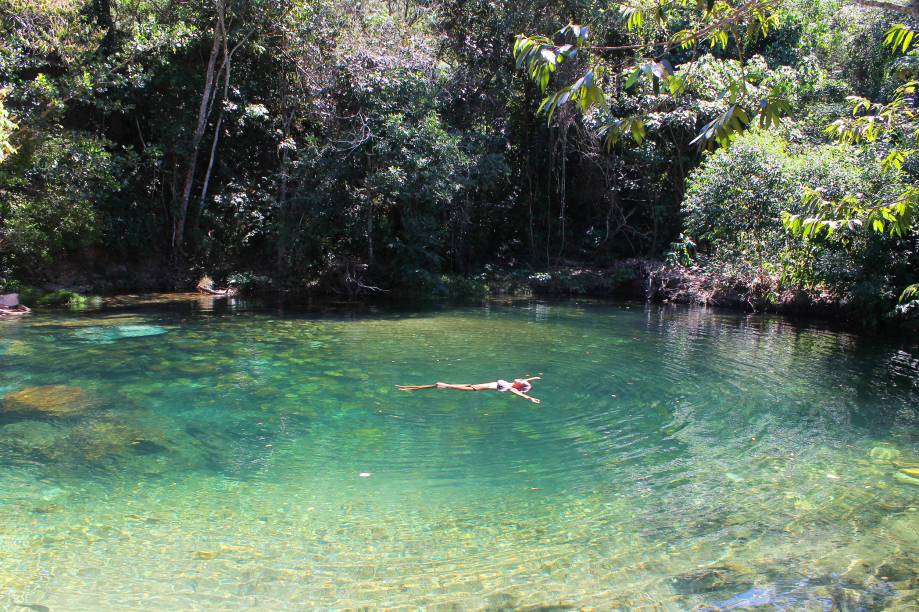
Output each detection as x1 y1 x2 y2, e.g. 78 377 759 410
0 297 916 609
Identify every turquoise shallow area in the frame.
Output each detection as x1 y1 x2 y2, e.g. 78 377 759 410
0 298 917 609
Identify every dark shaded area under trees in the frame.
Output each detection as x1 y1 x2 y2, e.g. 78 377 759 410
0 0 916 324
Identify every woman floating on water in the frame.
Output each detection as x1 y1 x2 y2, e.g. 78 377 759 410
396 376 541 404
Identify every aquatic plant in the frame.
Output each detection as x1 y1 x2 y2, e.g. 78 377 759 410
36 290 102 309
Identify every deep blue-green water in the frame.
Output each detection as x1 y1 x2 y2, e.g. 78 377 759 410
1 295 917 609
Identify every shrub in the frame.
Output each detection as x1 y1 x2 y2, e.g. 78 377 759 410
0 133 120 273
226 272 273 295
682 129 909 314
34 290 102 309
683 131 797 272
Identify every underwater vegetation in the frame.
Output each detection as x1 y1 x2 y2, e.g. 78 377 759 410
0 301 915 609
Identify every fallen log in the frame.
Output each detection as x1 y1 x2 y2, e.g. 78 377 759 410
196 286 238 296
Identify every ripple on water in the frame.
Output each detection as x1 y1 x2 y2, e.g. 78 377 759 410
0 300 916 609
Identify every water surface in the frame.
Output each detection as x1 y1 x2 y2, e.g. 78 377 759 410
1 297 917 609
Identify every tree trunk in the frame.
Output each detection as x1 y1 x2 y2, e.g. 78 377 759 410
366 157 375 266
523 81 536 260
546 125 554 268
275 5 294 279
172 0 225 253
196 9 232 225
557 117 569 259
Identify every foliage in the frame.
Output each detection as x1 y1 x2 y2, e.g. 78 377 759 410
666 233 697 266
684 131 796 269
782 21 919 304
683 127 914 314
513 0 792 149
0 0 914 324
196 275 214 291
0 132 120 270
225 272 273 295
433 274 490 300
35 290 102 309
0 88 15 162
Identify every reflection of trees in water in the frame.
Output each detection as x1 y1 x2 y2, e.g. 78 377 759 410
642 304 917 435
1 303 918 609
620 303 919 559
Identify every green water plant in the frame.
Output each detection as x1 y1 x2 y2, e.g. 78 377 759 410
35 290 102 310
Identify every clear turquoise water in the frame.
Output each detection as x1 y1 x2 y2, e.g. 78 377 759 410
1 296 917 609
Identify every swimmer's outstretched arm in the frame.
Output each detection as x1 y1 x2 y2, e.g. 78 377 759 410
509 387 541 404
395 384 439 391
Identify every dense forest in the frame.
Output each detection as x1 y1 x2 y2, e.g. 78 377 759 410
0 0 916 321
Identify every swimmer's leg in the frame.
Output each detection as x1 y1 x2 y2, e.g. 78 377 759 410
396 382 497 391
395 384 439 391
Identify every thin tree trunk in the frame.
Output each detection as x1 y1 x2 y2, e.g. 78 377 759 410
275 0 294 278
275 110 293 276
367 201 374 265
173 0 225 253
523 82 536 260
197 9 231 222
366 157 375 265
557 118 568 260
527 161 535 259
546 125 554 268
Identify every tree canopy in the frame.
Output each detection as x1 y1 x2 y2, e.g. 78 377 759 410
0 0 916 320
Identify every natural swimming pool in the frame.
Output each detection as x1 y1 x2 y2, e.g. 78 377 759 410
1 296 916 609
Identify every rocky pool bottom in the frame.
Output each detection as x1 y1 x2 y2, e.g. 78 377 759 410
0 298 916 609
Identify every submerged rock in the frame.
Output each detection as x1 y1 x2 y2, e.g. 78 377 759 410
874 555 916 583
114 324 168 338
61 418 162 464
834 587 867 609
48 408 212 473
671 565 752 594
869 446 901 462
0 421 69 453
1 385 96 416
73 324 168 343
193 550 218 560
1 340 32 356
30 315 148 328
893 472 919 486
841 559 872 584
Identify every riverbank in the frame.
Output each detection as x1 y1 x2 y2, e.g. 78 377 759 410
4 258 915 328
491 260 914 328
